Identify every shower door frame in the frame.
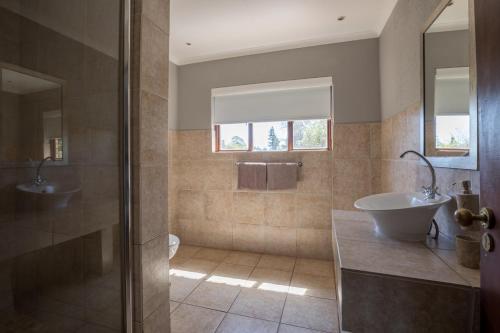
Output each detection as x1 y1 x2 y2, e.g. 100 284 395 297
120 0 133 331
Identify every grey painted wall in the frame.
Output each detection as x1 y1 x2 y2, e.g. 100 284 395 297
379 0 441 120
176 39 381 130
168 61 178 129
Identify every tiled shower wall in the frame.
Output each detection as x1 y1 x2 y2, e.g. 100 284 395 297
131 0 171 331
168 122 380 260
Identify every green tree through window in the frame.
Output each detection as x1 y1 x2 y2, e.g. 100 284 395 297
267 127 280 150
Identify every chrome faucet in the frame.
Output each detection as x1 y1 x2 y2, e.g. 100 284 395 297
33 156 53 186
400 150 438 200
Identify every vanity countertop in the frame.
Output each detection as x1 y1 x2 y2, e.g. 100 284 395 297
332 210 480 288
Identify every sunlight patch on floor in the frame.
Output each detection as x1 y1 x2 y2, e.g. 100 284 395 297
205 275 257 288
169 269 206 280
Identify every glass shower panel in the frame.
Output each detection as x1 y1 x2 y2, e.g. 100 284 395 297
0 1 123 331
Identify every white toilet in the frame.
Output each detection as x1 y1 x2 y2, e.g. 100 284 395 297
169 234 180 259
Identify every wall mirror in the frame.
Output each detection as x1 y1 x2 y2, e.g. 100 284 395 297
0 64 66 166
423 0 477 169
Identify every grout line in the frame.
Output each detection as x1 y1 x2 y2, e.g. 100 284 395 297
213 258 262 333
277 257 296 326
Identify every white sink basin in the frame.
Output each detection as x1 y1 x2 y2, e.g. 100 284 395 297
354 192 451 241
16 182 80 209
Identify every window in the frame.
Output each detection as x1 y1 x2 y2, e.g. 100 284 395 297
212 77 332 152
219 123 249 150
253 121 288 151
435 115 470 150
293 119 328 150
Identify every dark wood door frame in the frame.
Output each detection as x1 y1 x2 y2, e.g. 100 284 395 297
476 0 500 331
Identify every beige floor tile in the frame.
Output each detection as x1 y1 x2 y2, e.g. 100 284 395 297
171 304 225 333
229 288 287 322
224 251 262 267
209 263 255 280
290 273 336 300
294 259 334 278
169 276 203 302
194 248 231 262
169 256 189 269
170 301 181 313
281 295 339 333
176 245 202 259
216 314 279 333
257 255 296 272
250 268 292 292
278 324 323 333
184 281 241 312
177 258 220 275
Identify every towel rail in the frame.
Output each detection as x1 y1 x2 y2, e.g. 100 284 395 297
235 161 303 167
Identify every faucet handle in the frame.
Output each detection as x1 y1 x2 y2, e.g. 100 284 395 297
421 186 439 199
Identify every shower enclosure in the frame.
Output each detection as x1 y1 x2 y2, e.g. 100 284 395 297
0 0 131 331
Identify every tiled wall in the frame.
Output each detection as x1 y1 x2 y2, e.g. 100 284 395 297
380 103 480 239
168 123 380 260
131 0 171 332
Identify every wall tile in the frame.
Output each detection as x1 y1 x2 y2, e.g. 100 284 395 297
176 190 205 220
139 0 170 34
332 159 371 196
297 154 332 194
297 228 333 260
233 223 266 253
381 116 393 160
139 16 169 99
135 165 169 244
392 111 408 158
142 300 170 333
206 160 233 190
370 123 381 159
135 234 170 320
172 130 209 161
333 123 370 159
233 192 266 225
295 193 332 230
138 91 169 165
205 191 233 222
264 193 296 228
264 226 297 256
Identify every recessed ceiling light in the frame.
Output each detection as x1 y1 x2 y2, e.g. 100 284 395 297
186 42 192 46
337 16 346 21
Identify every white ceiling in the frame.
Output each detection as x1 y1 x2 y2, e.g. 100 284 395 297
170 0 399 65
427 0 469 33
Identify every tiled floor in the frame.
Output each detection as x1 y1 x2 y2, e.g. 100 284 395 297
170 246 339 333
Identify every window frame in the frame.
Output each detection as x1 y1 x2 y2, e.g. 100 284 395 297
214 119 332 152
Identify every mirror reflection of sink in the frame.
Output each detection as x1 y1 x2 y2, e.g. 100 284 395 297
16 182 80 209
354 192 451 242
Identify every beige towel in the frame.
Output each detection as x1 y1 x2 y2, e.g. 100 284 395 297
237 162 267 190
267 163 298 190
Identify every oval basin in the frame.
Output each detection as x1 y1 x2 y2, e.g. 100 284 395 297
354 192 451 241
16 182 81 209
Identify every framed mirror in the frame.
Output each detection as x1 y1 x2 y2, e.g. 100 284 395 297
422 0 477 169
0 63 67 167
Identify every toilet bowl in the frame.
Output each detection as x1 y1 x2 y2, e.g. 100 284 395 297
169 234 180 259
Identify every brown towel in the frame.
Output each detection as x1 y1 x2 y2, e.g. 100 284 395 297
267 163 298 190
237 162 267 190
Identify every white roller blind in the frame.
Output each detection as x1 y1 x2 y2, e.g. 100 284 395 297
434 67 470 116
212 77 332 124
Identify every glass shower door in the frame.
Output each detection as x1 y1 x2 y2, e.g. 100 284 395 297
0 1 126 331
